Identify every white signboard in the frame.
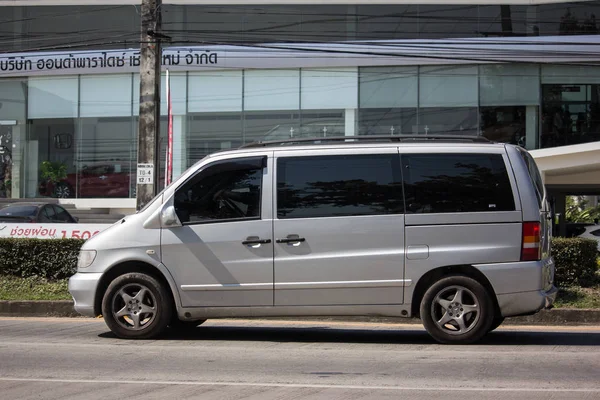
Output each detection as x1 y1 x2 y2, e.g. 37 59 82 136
137 163 154 185
0 223 111 240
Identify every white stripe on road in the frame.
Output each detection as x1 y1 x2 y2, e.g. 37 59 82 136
0 377 598 393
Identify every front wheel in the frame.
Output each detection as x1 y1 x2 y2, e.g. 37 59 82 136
102 273 172 339
420 275 494 344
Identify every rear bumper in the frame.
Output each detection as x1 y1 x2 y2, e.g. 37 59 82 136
497 285 558 317
68 272 103 317
475 257 556 318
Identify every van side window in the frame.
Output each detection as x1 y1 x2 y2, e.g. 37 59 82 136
518 148 544 208
403 153 515 213
174 158 264 224
277 154 403 219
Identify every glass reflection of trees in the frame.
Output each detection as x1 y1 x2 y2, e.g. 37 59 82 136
277 155 404 219
403 155 515 214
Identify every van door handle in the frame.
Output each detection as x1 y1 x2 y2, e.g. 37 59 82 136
276 236 306 244
242 237 272 245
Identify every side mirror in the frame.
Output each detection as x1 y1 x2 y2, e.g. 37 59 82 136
161 205 182 228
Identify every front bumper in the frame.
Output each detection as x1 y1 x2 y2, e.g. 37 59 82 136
497 285 558 318
68 272 103 317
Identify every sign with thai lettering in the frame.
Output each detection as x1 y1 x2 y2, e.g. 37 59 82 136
0 48 219 76
0 223 111 239
2 36 600 78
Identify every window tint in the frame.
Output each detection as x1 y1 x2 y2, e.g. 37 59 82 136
174 158 264 224
403 153 515 213
277 154 403 219
53 205 74 223
591 229 600 238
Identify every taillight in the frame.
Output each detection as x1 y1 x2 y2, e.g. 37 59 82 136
521 222 541 261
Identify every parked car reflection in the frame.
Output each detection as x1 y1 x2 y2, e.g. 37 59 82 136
0 202 78 223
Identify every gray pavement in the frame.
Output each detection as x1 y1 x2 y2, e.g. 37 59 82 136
1 317 599 399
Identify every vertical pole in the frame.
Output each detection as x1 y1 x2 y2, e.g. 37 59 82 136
136 0 162 210
165 68 170 188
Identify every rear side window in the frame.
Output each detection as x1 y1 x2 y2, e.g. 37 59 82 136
277 154 404 219
403 153 515 213
518 148 545 208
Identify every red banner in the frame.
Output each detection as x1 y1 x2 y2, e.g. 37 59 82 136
166 70 174 186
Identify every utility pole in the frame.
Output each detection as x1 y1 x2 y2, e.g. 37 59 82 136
136 0 162 210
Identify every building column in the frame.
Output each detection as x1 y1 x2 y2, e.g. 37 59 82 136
9 124 24 198
526 105 538 150
345 108 357 136
171 115 186 179
554 192 567 237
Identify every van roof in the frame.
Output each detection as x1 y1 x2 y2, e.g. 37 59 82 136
206 135 508 159
240 134 492 149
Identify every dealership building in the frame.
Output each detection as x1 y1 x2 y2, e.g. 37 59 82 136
0 0 599 231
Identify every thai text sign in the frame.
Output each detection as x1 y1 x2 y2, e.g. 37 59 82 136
0 223 111 240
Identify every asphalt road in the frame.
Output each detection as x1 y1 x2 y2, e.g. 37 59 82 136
1 318 599 400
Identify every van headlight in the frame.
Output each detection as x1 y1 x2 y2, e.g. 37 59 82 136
77 250 97 269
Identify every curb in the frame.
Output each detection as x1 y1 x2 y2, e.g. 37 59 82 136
1 301 600 325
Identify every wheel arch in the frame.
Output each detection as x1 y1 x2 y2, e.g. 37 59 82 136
410 265 500 319
94 260 180 317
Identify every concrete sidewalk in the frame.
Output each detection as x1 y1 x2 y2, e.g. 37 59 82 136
1 300 600 325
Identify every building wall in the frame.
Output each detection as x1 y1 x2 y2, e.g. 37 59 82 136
2 1 600 204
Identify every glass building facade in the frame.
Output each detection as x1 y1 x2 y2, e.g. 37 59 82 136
1 1 600 201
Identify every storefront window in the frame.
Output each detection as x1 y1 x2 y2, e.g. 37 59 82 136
0 79 26 199
359 66 418 135
419 107 478 136
245 111 300 143
77 117 134 198
301 68 358 136
244 69 300 142
187 112 243 166
541 65 600 148
419 65 478 135
77 75 134 198
480 64 540 148
28 118 77 198
300 110 345 137
26 76 78 198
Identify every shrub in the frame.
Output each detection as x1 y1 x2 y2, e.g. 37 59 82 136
551 237 599 287
0 238 84 280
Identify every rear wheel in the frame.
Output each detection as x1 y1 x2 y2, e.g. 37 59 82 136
102 273 172 339
420 275 493 344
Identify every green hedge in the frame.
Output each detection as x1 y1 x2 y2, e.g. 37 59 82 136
0 237 598 289
551 237 599 288
0 238 84 280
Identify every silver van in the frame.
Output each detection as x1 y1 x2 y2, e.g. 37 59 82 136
69 136 557 344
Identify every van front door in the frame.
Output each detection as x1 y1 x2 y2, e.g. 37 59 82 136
161 155 274 308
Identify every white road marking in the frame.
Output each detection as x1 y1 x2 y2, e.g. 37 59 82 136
0 377 598 393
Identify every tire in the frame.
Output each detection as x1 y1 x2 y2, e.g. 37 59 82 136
420 275 494 344
488 317 505 333
102 273 172 339
169 317 207 331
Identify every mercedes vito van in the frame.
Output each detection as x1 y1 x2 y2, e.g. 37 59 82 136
69 135 556 344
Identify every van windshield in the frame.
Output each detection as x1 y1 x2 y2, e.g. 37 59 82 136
136 157 208 213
